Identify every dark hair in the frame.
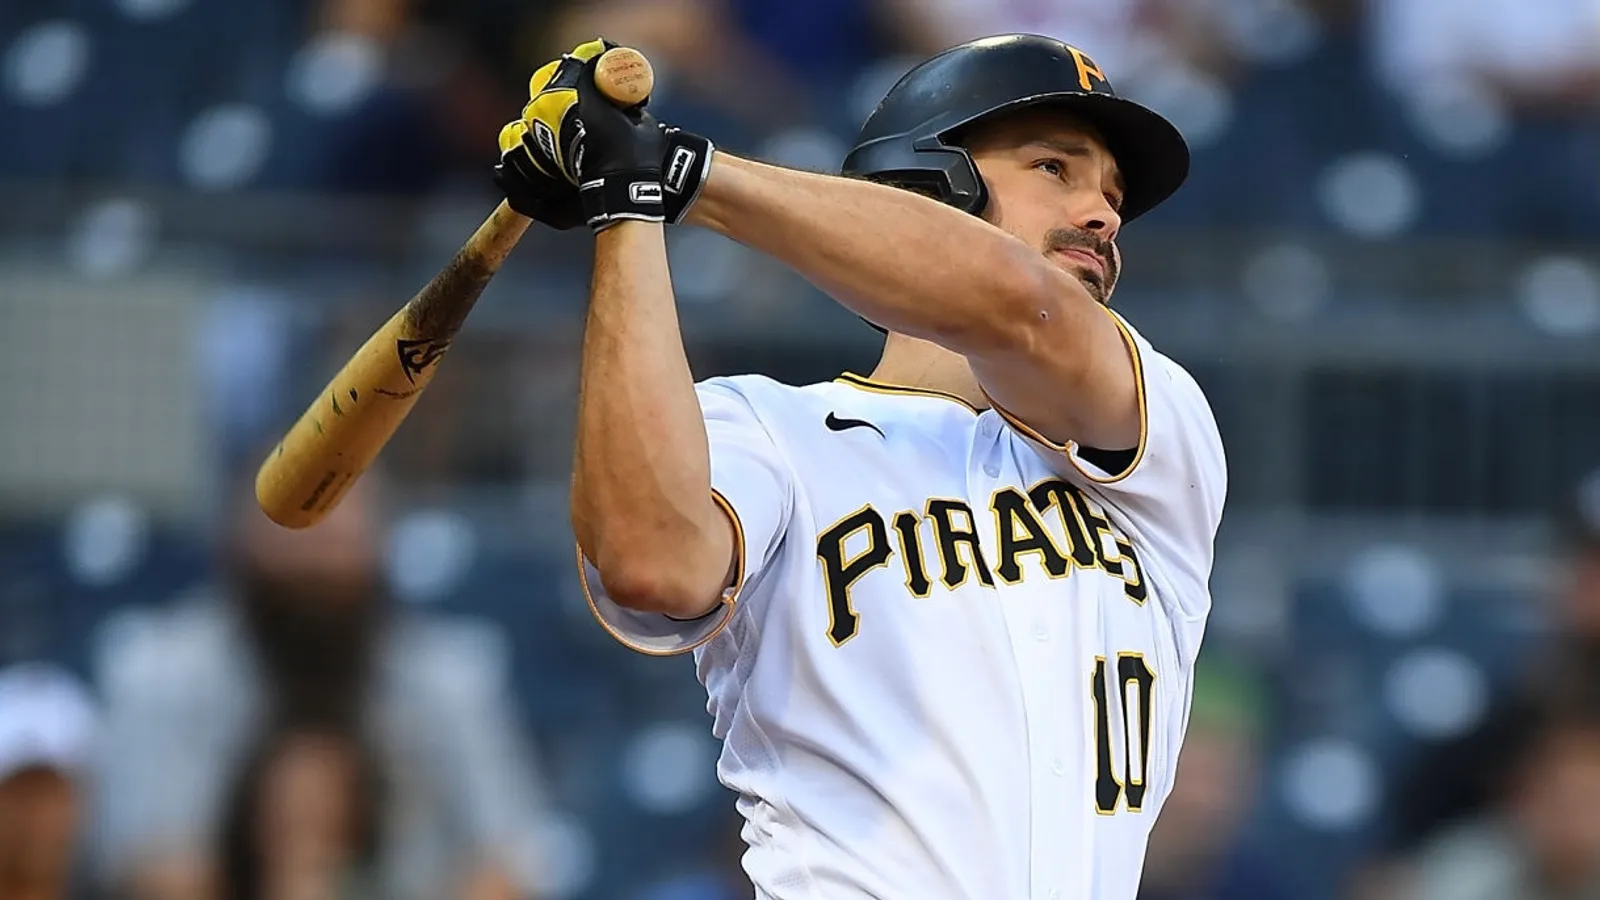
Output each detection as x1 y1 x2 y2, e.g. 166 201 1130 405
216 716 387 900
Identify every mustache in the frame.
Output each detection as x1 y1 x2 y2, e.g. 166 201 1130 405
1045 229 1119 287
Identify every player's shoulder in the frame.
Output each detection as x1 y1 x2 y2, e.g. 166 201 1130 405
1113 313 1210 401
1111 311 1172 366
695 373 854 413
695 372 792 400
696 372 976 435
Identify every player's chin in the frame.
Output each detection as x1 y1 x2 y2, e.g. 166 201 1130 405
1049 257 1109 305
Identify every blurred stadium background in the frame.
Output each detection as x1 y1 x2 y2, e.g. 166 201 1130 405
3 0 1600 898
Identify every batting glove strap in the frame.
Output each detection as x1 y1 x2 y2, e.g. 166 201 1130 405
581 170 666 231
661 127 714 225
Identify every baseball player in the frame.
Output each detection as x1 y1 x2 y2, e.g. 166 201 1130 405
496 34 1226 900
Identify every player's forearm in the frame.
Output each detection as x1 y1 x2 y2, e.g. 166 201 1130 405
686 154 1055 353
570 223 732 616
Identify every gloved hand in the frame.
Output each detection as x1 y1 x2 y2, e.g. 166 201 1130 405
518 38 717 229
569 43 667 230
518 43 600 189
493 117 583 230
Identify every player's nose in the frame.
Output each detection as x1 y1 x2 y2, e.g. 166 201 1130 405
1069 194 1122 242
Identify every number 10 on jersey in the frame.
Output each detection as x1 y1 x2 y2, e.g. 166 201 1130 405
1091 653 1156 815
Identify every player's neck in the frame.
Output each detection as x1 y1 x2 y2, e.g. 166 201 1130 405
867 334 991 411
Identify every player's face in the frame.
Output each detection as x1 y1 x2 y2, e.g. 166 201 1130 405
964 110 1125 305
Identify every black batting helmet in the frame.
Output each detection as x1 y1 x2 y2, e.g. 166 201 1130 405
842 34 1190 222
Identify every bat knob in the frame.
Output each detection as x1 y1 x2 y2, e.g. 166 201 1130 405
594 47 654 106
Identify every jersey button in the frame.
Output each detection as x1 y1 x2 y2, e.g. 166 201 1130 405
1051 756 1065 776
983 464 1000 478
1032 623 1049 641
1048 890 1061 900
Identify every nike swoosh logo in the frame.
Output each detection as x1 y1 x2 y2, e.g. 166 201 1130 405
825 412 884 438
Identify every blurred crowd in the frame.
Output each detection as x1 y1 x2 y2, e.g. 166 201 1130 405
4 0 1599 236
2 472 557 900
4 0 1600 899
1354 478 1600 900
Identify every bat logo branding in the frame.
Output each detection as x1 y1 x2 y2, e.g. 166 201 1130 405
396 337 451 384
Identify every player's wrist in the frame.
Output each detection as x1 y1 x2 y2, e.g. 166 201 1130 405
675 151 763 232
582 168 666 230
660 126 714 225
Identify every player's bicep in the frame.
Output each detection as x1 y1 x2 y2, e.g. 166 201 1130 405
580 381 794 656
972 300 1142 456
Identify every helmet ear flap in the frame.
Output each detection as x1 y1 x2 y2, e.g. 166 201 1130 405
914 136 988 215
844 135 990 216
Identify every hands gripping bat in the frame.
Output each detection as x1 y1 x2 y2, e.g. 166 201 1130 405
255 46 655 529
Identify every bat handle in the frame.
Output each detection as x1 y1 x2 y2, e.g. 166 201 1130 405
594 47 654 106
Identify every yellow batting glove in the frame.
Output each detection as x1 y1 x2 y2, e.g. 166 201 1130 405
497 118 532 157
521 38 616 186
492 118 583 229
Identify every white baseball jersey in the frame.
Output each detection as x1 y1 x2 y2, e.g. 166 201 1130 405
579 311 1227 900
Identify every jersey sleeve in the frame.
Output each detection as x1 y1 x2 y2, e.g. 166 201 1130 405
992 312 1227 624
579 378 794 656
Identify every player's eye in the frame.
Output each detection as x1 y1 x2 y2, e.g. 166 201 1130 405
1034 159 1066 179
1106 192 1125 213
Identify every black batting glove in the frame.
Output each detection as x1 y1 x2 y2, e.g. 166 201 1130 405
493 119 584 230
515 38 714 229
570 51 669 230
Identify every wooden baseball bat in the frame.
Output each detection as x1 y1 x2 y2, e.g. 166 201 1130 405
255 46 655 529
